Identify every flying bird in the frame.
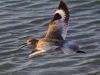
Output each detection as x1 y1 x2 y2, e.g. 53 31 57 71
20 0 86 58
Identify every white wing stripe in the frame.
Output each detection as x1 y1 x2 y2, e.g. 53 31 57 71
28 45 59 58
54 9 68 40
28 50 47 58
55 9 66 21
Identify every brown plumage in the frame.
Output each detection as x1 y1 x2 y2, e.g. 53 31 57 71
22 0 86 58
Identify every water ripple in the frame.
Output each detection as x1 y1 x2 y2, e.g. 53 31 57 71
0 0 100 75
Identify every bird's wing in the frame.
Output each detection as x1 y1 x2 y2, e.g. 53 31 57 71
61 41 79 55
28 45 59 58
61 41 86 55
45 0 69 40
62 47 76 55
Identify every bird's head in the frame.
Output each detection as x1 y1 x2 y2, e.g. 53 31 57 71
26 38 38 46
19 38 38 49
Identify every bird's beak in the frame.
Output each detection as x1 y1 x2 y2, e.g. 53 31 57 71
19 43 27 49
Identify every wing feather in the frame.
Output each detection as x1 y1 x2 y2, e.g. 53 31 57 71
28 45 59 58
45 0 69 40
61 42 79 55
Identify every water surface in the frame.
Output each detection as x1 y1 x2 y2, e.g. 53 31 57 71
0 0 100 75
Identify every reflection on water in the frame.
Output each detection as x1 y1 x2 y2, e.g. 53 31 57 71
0 0 100 75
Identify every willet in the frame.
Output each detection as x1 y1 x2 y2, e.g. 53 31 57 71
20 0 86 58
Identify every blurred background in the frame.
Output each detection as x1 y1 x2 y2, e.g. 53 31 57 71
0 0 100 75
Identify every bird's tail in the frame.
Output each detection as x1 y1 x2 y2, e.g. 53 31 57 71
77 50 86 54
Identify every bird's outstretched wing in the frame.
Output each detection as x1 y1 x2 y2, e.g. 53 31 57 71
61 41 86 55
45 0 69 40
28 45 59 58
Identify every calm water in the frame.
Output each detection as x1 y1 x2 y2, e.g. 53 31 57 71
0 0 100 75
